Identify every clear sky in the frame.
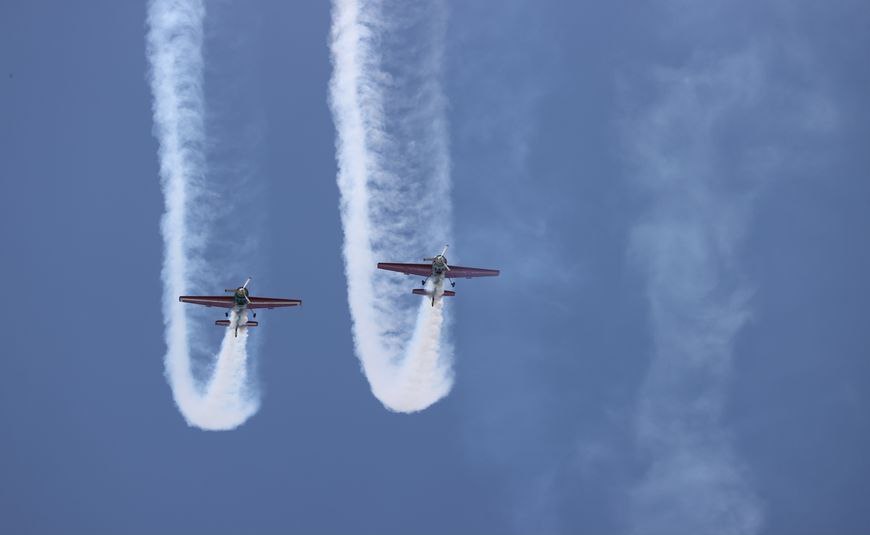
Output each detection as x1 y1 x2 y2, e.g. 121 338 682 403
2 1 869 534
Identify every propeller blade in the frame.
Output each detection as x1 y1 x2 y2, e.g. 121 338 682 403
440 244 449 257
242 277 252 289
245 294 252 304
444 263 451 271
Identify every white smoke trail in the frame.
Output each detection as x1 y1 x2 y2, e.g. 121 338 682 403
147 0 259 430
329 0 454 412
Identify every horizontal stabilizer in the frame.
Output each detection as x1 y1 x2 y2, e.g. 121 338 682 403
214 320 259 327
412 289 455 297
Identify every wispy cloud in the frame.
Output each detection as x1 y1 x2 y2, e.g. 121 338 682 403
622 26 837 529
623 50 767 535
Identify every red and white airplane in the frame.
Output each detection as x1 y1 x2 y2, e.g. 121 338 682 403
179 278 301 336
378 245 499 306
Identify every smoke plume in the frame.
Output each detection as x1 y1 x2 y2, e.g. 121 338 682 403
328 0 454 412
147 0 259 430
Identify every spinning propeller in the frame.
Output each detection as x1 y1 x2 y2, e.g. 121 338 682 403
225 277 253 304
424 245 450 271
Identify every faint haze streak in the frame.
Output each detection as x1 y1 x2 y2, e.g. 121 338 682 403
625 54 765 535
147 0 258 430
329 0 454 412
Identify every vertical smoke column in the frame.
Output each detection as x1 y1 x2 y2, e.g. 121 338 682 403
147 0 259 430
329 0 455 412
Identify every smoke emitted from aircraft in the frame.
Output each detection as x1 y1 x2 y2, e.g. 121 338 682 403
367 280 453 412
329 0 454 412
167 311 260 429
147 0 259 430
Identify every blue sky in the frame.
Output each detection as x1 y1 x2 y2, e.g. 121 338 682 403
2 1 869 534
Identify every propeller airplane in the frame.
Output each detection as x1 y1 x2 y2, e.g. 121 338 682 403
377 245 499 306
179 278 302 336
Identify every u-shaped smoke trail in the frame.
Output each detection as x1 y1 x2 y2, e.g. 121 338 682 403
147 0 259 430
329 0 454 412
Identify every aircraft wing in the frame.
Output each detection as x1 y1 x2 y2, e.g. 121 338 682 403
445 265 500 279
377 263 433 277
247 296 302 309
179 296 236 308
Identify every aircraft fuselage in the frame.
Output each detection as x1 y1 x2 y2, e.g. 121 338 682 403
424 255 450 305
224 287 255 335
233 287 250 308
431 255 449 276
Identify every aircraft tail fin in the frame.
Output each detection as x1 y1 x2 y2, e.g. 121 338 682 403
411 289 455 297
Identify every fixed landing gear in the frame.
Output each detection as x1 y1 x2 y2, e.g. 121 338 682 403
450 280 456 288
225 312 229 317
252 312 257 318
